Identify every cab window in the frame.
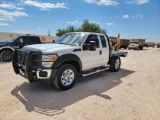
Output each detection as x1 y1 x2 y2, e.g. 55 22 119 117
84 35 99 48
100 35 107 47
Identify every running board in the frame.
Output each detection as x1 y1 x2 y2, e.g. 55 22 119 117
81 67 109 77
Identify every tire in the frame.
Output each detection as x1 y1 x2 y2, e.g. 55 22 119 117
0 50 13 62
53 64 77 90
109 57 121 72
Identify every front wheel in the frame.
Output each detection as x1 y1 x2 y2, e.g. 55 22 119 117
0 50 13 62
53 64 77 90
109 57 121 72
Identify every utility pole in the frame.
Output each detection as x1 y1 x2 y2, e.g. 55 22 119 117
48 30 50 36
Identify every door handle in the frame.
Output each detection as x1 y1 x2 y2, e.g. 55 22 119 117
100 50 102 55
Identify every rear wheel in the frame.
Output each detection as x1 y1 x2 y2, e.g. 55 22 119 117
0 50 13 62
140 46 143 50
53 64 77 90
109 57 121 72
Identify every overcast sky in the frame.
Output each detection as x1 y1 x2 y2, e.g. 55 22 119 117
0 0 160 42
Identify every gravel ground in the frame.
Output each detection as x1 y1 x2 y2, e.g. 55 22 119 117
0 47 160 120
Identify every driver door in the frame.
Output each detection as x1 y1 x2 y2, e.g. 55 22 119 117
14 37 25 49
80 34 102 71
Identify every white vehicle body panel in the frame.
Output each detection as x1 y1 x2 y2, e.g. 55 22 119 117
99 35 109 66
129 43 139 49
75 48 102 70
23 43 78 54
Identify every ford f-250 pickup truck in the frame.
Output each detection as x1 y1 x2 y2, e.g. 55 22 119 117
12 32 128 90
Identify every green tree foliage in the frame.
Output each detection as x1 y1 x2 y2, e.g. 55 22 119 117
56 29 67 37
56 19 106 37
66 26 76 32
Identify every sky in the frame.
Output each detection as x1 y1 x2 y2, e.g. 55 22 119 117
0 0 160 42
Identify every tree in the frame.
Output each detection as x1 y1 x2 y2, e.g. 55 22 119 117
66 26 76 32
56 19 106 37
56 29 67 37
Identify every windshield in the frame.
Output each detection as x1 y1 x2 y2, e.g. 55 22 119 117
6 36 19 42
55 33 87 46
130 42 138 44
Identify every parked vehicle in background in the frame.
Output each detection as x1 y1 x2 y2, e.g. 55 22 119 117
144 42 148 47
0 35 41 62
157 43 160 48
128 39 145 50
120 39 130 49
147 42 155 47
12 32 128 90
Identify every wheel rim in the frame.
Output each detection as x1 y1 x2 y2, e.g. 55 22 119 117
115 59 120 70
61 69 75 86
3 52 12 61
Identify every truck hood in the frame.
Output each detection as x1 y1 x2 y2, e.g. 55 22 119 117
22 43 79 53
0 40 10 42
0 41 12 47
129 43 139 46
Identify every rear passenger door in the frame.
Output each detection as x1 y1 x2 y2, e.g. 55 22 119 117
23 36 33 45
27 37 41 45
99 35 109 65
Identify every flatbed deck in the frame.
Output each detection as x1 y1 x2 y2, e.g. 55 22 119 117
111 51 128 57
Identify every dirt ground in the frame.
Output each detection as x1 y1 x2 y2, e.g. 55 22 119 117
0 47 160 120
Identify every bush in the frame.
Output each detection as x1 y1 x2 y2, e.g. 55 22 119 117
157 44 160 48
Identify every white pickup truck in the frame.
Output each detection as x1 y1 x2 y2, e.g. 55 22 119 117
12 32 128 90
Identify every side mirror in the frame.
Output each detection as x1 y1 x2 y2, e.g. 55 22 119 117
83 44 90 50
89 41 96 51
83 41 96 51
20 38 23 43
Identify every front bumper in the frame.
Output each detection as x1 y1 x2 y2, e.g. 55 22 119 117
128 46 139 49
12 49 58 83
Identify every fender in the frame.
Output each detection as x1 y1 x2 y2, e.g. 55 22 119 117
0 46 14 51
52 54 82 72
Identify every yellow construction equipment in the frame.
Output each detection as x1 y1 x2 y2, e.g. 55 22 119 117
109 34 121 51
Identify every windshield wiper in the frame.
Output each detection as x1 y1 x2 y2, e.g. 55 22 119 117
59 42 69 45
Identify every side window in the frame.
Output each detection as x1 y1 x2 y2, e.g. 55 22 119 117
84 35 99 48
15 37 24 43
32 37 39 43
15 37 20 42
100 35 107 47
22 37 31 44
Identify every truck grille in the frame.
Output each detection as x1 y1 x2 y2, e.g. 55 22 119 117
17 50 42 67
32 53 42 67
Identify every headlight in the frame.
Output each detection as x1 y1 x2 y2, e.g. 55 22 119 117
42 55 58 67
